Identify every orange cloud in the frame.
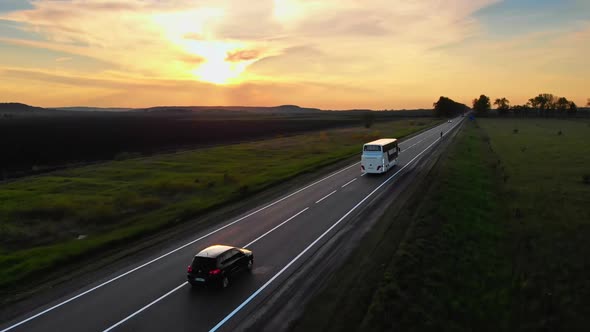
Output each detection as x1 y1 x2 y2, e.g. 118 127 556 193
178 54 206 65
225 50 260 62
1 0 587 109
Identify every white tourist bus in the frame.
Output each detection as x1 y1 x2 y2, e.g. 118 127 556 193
361 138 400 174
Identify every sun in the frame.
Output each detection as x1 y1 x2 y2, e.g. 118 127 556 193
195 61 235 85
193 58 251 85
184 40 252 85
152 9 254 85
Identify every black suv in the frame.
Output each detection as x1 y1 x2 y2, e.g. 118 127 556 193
187 245 254 288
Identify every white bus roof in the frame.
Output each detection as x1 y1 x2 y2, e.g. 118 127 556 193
364 138 397 146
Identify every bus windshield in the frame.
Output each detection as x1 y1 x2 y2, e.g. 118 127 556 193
363 145 381 152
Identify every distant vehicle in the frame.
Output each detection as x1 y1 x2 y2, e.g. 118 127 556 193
361 138 399 174
187 245 253 288
448 120 452 123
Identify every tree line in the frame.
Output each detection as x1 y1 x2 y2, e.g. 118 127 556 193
432 96 470 117
472 93 587 117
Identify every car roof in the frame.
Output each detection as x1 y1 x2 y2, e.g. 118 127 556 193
195 245 234 258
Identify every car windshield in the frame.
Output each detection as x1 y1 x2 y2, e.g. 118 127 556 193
191 257 216 270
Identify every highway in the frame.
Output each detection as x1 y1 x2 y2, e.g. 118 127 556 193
1 117 464 332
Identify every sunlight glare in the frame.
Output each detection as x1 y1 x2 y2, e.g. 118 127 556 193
188 41 255 84
153 8 253 84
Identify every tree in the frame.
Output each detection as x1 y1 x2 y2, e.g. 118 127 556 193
494 97 510 116
587 98 590 107
530 93 555 117
433 96 469 118
568 101 577 116
545 94 557 116
528 97 539 110
473 95 491 116
556 97 569 117
433 97 453 117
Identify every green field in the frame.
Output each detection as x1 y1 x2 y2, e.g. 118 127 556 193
0 119 440 293
294 118 590 331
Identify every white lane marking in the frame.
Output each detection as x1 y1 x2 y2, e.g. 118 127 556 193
401 118 460 152
403 137 427 151
209 120 463 332
243 208 309 248
102 282 188 332
400 122 449 152
95 120 463 332
100 208 311 332
360 173 366 177
400 128 432 145
0 163 358 332
341 178 357 188
400 123 442 145
2 120 459 332
315 190 337 204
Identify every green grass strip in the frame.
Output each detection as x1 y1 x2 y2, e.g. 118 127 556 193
0 119 441 291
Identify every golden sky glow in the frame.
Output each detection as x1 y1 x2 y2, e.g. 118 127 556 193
0 0 588 109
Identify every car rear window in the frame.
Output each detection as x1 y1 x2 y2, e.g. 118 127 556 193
191 257 217 270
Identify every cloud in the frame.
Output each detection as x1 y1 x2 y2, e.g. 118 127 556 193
225 49 260 62
0 0 496 76
0 0 587 109
288 8 391 37
55 57 72 62
0 67 176 90
177 54 206 65
208 1 282 40
0 1 195 77
0 65 386 109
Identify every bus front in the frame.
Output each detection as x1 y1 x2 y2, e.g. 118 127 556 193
361 144 385 174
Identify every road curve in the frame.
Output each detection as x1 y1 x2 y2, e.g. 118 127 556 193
1 117 464 332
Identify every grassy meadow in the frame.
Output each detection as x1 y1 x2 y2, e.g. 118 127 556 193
294 118 590 331
476 118 590 329
0 119 440 292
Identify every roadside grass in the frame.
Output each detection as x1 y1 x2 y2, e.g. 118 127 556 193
293 118 590 331
0 119 440 292
358 121 508 331
292 120 503 332
477 118 590 329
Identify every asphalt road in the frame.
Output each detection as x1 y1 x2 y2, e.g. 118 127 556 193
1 117 464 332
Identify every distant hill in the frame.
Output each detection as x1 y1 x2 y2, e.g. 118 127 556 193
274 105 322 113
0 103 46 112
136 105 322 114
52 107 134 112
1 102 436 116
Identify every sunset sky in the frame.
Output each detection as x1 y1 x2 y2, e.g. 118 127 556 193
0 0 588 109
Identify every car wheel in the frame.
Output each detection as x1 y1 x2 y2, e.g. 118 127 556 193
247 259 253 272
221 276 229 289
